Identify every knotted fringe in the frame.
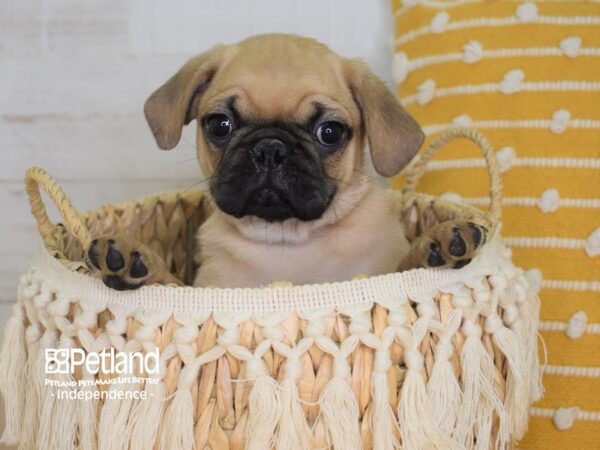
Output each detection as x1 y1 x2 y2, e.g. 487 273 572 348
276 379 311 450
23 329 59 450
129 338 177 450
19 327 44 450
529 299 544 403
427 359 462 437
427 312 463 437
486 315 527 441
371 370 400 450
455 320 505 450
456 331 489 449
245 374 281 450
398 350 460 450
518 281 544 403
396 319 460 450
319 376 362 450
38 333 79 450
128 381 167 450
160 388 195 450
0 309 27 445
98 373 140 450
38 370 78 450
77 382 98 450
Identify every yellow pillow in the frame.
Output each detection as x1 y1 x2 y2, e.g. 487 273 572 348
390 1 600 448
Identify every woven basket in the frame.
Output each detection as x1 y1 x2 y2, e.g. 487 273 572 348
0 128 542 450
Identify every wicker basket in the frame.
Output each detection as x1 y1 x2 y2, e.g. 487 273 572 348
0 128 542 450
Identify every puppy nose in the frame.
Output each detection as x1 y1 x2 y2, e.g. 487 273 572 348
251 138 290 168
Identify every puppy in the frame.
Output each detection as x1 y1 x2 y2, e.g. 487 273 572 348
85 34 486 290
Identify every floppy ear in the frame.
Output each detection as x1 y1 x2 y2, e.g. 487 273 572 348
347 60 424 177
144 46 226 150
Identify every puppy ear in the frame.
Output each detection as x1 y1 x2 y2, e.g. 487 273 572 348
347 60 424 177
144 46 226 150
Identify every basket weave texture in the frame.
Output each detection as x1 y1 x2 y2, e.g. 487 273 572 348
0 128 543 450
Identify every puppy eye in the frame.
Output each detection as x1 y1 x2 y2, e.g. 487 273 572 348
316 121 345 146
206 114 233 139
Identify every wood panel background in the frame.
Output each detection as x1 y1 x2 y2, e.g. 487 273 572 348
0 0 393 315
2 2 395 444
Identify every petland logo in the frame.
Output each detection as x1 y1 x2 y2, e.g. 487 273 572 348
45 348 159 375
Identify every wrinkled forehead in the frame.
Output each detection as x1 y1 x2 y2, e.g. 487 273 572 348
201 46 358 124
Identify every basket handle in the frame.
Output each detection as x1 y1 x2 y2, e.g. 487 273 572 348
403 127 502 229
25 167 92 249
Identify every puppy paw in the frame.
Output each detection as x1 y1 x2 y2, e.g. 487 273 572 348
398 221 488 271
85 235 179 290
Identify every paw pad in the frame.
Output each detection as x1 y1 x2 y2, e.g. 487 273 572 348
85 237 152 291
419 220 489 271
106 241 125 271
468 222 484 248
448 228 467 257
130 252 148 278
103 275 143 291
427 242 446 267
87 239 101 270
453 258 472 269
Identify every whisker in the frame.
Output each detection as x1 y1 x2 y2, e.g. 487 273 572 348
159 156 200 170
182 176 212 192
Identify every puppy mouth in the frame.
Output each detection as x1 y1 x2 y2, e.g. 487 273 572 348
212 182 336 223
241 187 296 222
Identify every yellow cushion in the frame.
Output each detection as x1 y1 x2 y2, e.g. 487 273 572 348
390 1 600 448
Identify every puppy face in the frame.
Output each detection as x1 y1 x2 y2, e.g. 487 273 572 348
145 34 423 223
198 58 352 222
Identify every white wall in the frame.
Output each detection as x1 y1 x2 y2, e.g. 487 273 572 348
0 0 394 319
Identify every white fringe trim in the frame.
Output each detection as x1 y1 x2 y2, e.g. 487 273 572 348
455 317 506 449
427 311 463 436
160 388 195 450
318 374 362 449
245 375 281 450
30 245 488 314
396 320 461 450
127 381 167 450
0 308 27 445
370 327 401 450
276 379 311 450
76 383 99 450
